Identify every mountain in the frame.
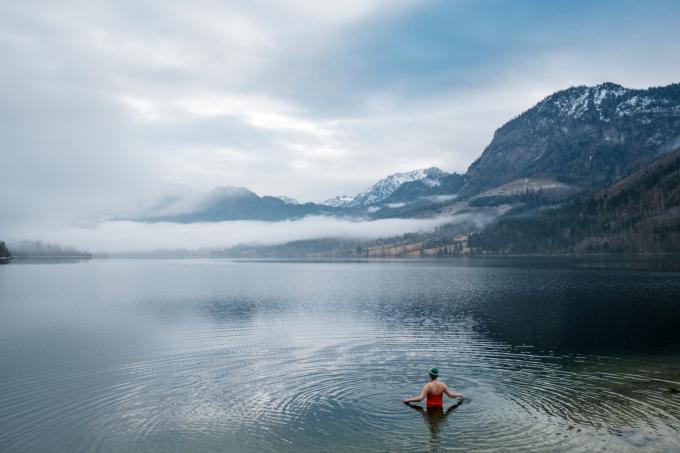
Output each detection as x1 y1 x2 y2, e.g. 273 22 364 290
460 82 680 197
134 82 680 225
141 168 463 223
381 171 464 205
140 186 341 222
468 147 680 253
275 196 299 205
322 195 354 207
349 167 449 207
323 167 461 208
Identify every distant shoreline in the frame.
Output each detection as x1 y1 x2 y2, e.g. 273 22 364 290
88 252 680 259
5 253 679 263
7 255 92 259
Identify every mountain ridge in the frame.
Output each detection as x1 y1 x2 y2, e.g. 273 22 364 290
132 82 680 224
460 82 680 196
137 185 342 223
322 167 456 208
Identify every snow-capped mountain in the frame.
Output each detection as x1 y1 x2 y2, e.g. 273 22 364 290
322 195 355 207
461 82 680 196
537 82 680 123
275 196 299 205
323 167 452 208
133 82 680 223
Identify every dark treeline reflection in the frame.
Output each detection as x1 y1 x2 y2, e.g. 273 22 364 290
80 256 680 356
467 267 680 355
359 257 680 355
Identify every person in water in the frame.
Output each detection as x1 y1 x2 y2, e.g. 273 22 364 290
403 367 464 407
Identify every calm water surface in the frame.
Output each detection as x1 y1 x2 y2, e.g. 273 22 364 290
1 258 680 452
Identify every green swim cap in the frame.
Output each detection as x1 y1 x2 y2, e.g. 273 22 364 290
429 367 439 377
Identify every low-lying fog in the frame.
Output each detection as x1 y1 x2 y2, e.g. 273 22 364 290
9 215 463 254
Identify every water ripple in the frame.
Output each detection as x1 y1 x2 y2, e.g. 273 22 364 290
1 260 680 452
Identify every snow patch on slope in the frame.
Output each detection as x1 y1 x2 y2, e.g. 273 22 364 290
546 83 677 123
276 196 299 205
322 195 354 207
324 167 449 208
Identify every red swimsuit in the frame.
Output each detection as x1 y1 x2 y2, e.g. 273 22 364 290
426 390 443 407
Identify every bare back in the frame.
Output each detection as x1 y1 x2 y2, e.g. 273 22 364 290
404 378 464 406
426 381 445 396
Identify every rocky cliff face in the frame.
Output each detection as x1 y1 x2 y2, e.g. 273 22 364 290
461 83 680 196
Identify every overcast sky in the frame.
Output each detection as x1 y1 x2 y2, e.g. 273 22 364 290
2 0 680 238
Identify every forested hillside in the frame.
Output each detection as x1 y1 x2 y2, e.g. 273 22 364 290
7 240 91 258
468 148 680 253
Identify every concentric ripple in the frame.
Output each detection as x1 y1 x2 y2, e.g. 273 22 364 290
1 259 680 452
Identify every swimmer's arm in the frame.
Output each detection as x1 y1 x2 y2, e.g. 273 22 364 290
442 383 464 398
403 384 428 403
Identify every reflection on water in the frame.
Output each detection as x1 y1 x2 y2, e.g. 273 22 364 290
0 258 679 452
406 399 464 450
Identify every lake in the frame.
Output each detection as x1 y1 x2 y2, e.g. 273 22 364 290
1 258 679 452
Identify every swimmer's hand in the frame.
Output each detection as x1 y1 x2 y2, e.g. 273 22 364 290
403 386 427 404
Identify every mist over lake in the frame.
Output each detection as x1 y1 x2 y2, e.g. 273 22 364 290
1 258 679 452
3 1 680 451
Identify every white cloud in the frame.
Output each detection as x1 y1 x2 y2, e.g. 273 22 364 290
173 93 333 136
14 216 456 253
1 0 679 234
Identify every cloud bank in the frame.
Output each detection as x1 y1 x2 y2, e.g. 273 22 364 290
1 0 679 248
13 216 463 253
